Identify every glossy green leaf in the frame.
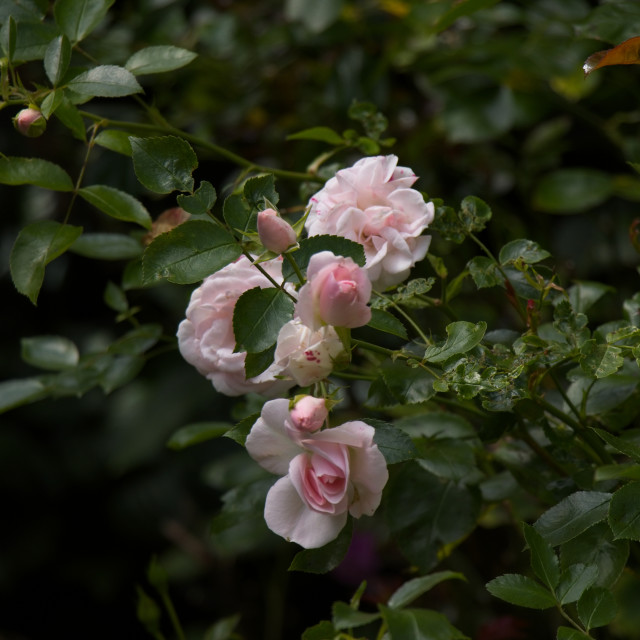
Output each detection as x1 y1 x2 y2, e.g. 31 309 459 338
223 412 260 447
499 239 551 265
591 427 640 463
233 287 294 353
365 418 417 464
130 136 197 194
243 174 279 212
287 126 344 145
167 422 231 450
13 21 60 62
533 169 613 214
10 221 82 304
387 571 466 610
523 523 560 590
125 45 197 75
396 411 475 440
459 195 492 234
580 341 624 378
70 233 142 260
54 0 114 43
40 89 64 120
289 518 352 573
79 185 151 229
609 482 640 540
486 574 555 609
0 157 73 191
0 377 48 414
367 308 408 340
534 491 612 546
556 563 598 604
577 587 617 630
595 463 640 482
21 335 79 371
94 130 132 156
223 193 254 235
142 220 240 285
177 181 217 216
0 16 16 60
467 256 502 289
44 35 70 86
379 606 469 640
67 65 142 97
423 321 486 363
331 602 379 630
301 621 337 640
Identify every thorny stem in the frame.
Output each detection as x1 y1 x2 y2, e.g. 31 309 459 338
64 123 99 224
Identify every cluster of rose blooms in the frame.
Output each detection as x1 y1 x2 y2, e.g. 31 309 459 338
177 155 434 548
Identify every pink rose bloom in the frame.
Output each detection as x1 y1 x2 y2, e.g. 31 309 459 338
257 208 298 254
177 255 294 397
295 251 371 331
306 155 434 290
245 398 388 548
274 319 347 386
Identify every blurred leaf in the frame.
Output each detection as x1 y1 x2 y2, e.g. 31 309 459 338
211 478 272 534
103 280 128 313
287 126 344 145
557 627 590 640
486 574 555 609
332 602 379 630
301 621 337 640
591 427 640 463
0 377 48 414
579 2 640 44
577 587 617 630
135 585 162 636
567 281 614 314
125 45 197 75
499 239 550 265
285 0 343 33
583 35 640 76
79 185 151 229
595 463 640 482
387 571 466 610
431 0 499 33
21 335 79 371
167 422 231 450
379 606 469 639
130 136 197 194
177 181 216 216
367 308 408 340
66 65 142 97
204 613 241 640
365 418 417 464
224 412 261 447
233 287 294 353
534 491 612 546
0 157 73 191
533 169 613 214
467 256 502 289
0 17 16 60
108 324 162 356
70 233 142 260
523 523 560 591
381 360 436 405
44 34 70 86
13 21 61 62
459 196 492 234
556 563 598 605
289 518 352 573
94 130 132 155
54 0 114 43
10 221 82 304
417 439 476 482
609 482 640 540
423 321 486 363
142 220 241 285
580 341 624 378
99 355 144 393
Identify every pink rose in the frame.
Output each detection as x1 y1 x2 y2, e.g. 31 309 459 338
290 396 327 433
274 319 347 387
257 208 298 254
295 251 371 331
13 107 46 137
306 155 434 290
245 399 388 548
177 255 294 397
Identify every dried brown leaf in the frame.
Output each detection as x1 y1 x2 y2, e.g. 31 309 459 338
584 36 640 76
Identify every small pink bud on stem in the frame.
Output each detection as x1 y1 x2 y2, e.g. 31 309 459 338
257 208 297 254
13 108 47 138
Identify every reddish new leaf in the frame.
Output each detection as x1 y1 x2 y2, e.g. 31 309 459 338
584 36 640 76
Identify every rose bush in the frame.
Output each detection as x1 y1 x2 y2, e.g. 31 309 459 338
245 398 388 549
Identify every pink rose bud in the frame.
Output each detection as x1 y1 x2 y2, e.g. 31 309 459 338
13 108 46 138
290 396 327 432
257 208 297 254
296 251 372 330
143 207 191 244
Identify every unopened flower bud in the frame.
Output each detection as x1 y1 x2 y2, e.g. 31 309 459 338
143 207 191 245
257 208 297 254
13 108 46 138
290 396 327 432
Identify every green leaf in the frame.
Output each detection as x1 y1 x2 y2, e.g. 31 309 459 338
467 256 502 289
533 169 613 214
99 354 144 393
417 439 476 482
21 335 79 371
103 280 128 313
523 522 560 591
142 220 241 285
591 427 640 463
0 157 73 191
177 181 217 216
10 221 82 304
289 518 352 573
486 574 556 609
108 324 162 356
285 0 343 33
130 136 197 194
54 0 114 42
367 308 408 340
534 491 612 547
223 193 254 235
568 281 614 314
609 482 640 540
580 341 624 378
167 422 231 450
243 174 279 212
331 602 380 630
244 344 276 379
0 377 48 414
459 195 492 234
283 235 366 281
66 65 143 97
224 412 260 447
381 360 436 405
387 571 466 610
595 463 640 482
365 419 418 464
379 606 469 640
577 587 617 630
301 621 337 640
70 233 142 260
44 34 70 85
94 130 132 156
0 16 16 60
499 239 551 265
556 563 598 605
79 185 151 229
125 45 197 75
423 321 486 363
53 95 86 141
13 21 61 63
557 627 590 640
233 287 294 353
203 614 241 640
287 126 344 145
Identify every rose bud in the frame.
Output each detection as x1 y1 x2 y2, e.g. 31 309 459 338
257 208 297 254
143 207 191 245
13 108 46 138
290 396 328 433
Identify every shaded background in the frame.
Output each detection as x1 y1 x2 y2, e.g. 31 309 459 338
3 1 640 638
